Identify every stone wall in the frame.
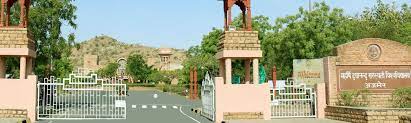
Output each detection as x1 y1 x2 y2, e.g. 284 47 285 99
323 38 411 107
214 77 271 123
400 115 411 123
218 31 260 51
325 106 411 123
0 28 35 50
335 38 411 65
0 109 27 118
223 112 263 120
0 75 37 121
365 94 392 108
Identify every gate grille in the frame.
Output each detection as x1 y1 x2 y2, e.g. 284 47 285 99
37 73 127 120
270 78 316 118
201 72 215 121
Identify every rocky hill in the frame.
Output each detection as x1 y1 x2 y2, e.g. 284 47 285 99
70 35 186 70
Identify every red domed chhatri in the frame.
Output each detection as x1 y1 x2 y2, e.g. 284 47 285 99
223 0 252 31
0 0 30 28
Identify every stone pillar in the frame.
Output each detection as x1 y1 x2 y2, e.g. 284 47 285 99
252 58 259 84
20 56 26 79
225 58 232 84
246 7 252 31
26 57 32 75
227 7 232 29
219 59 225 77
19 0 25 27
245 59 251 83
0 57 5 78
0 2 5 26
316 83 326 119
5 5 9 26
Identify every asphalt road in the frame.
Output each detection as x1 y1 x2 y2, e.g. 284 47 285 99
37 90 213 123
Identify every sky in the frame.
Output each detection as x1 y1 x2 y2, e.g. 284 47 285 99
62 0 409 49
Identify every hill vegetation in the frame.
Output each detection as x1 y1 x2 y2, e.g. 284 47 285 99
70 35 186 70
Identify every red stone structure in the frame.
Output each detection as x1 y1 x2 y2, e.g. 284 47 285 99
1 0 30 28
189 67 198 100
224 0 252 31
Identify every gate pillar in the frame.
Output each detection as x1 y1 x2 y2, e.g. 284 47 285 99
0 0 37 122
214 1 271 122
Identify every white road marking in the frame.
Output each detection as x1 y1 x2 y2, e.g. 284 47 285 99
179 106 200 123
162 105 167 109
132 105 136 108
152 105 157 109
142 105 147 109
173 106 178 109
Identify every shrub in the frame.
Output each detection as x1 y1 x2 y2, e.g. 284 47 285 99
156 84 188 96
127 82 156 87
337 89 370 107
392 87 411 108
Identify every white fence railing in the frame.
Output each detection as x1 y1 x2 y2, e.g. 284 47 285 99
270 78 316 118
201 72 215 121
37 73 127 120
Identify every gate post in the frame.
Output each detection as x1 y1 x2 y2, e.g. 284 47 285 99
316 82 326 119
189 68 194 100
194 67 198 100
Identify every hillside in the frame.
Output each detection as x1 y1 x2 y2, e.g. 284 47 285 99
70 35 186 70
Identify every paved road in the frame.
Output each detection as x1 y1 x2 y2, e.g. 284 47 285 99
37 90 213 123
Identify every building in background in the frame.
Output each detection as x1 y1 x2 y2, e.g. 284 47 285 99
158 48 173 71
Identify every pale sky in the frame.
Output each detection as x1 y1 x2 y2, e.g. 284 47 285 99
62 0 409 49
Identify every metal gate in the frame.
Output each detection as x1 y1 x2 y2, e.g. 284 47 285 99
270 78 316 118
201 72 215 121
37 72 127 120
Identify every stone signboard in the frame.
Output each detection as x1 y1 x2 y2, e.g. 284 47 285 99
323 38 411 106
293 59 324 85
337 66 411 93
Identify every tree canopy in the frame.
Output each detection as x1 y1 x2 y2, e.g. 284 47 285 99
126 53 153 82
97 62 119 78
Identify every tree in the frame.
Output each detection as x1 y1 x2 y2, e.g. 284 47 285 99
180 28 222 84
126 54 152 82
354 0 411 45
261 2 356 79
97 62 119 78
31 0 77 78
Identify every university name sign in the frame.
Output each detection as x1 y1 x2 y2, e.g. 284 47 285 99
293 59 324 85
337 66 411 93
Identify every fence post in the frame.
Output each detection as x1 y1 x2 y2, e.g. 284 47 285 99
194 67 198 100
316 83 326 119
189 67 193 100
272 66 277 96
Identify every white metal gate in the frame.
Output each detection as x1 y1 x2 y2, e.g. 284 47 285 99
201 72 215 121
37 72 127 120
270 78 316 118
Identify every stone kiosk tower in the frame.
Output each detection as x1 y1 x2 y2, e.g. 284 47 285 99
214 0 270 122
159 48 172 71
0 0 37 122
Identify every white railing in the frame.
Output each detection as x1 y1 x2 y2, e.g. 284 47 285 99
37 73 127 120
201 72 215 121
270 78 316 118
